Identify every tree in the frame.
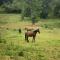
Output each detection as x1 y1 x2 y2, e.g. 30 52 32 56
54 2 60 17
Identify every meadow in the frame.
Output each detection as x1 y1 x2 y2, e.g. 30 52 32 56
0 14 60 60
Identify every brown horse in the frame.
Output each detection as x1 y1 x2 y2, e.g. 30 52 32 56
25 28 40 42
24 24 39 31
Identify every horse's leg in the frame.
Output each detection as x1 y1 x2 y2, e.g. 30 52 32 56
32 36 35 42
25 34 27 42
25 33 29 42
26 36 29 42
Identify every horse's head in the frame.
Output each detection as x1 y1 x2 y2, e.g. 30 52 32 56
37 28 40 34
33 28 40 34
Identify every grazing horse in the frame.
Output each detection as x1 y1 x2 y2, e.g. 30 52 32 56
24 26 34 31
25 28 40 42
25 25 39 31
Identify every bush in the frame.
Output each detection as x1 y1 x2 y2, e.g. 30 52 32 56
0 39 6 44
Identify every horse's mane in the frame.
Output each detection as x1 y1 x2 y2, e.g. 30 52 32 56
32 28 39 32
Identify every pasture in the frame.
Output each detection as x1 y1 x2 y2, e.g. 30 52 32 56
0 14 60 60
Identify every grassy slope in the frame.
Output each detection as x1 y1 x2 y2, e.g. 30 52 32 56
0 14 60 60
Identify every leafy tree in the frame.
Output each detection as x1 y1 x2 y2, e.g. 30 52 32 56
0 0 60 18
54 2 60 17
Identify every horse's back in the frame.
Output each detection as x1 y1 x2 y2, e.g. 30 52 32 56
25 24 39 31
25 31 34 37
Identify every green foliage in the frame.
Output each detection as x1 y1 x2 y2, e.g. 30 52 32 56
0 19 8 24
0 0 60 18
54 2 60 17
24 7 31 17
0 38 6 43
0 30 6 43
0 14 60 60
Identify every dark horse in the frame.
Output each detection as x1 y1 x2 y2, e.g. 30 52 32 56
25 28 40 42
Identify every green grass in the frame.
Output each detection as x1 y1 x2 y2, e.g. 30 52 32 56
0 14 60 60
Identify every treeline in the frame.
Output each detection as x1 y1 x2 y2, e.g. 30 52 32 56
0 0 60 18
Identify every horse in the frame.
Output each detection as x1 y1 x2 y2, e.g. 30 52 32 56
24 26 34 31
25 28 40 42
25 25 39 31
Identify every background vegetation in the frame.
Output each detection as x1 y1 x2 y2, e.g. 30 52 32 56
0 0 60 19
0 14 60 60
0 0 60 60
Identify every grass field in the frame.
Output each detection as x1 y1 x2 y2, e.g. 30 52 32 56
0 14 60 60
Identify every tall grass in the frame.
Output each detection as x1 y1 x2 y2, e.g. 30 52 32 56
0 14 60 60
